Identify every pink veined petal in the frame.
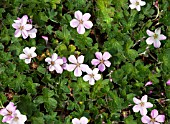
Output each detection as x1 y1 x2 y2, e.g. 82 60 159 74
155 115 165 122
146 30 154 36
153 40 161 48
62 57 67 63
45 58 52 63
133 97 141 104
0 108 8 116
31 53 37 58
74 67 82 77
155 28 161 35
72 118 80 124
56 59 63 65
158 34 166 40
80 117 88 124
140 107 148 116
83 21 93 29
103 52 111 60
2 116 13 123
25 58 31 64
85 67 93 74
104 60 111 67
89 78 95 85
77 55 84 64
24 24 32 30
42 36 48 41
77 24 85 34
95 52 103 60
91 59 100 66
141 95 148 102
151 109 159 118
80 64 89 72
98 63 106 72
146 37 155 45
49 65 55 71
30 47 36 53
129 4 136 9
14 29 22 37
54 64 63 74
74 10 83 20
141 116 151 123
70 19 80 28
83 75 91 82
82 13 91 21
130 0 136 3
66 64 76 71
23 47 30 55
22 30 28 39
19 54 28 59
140 1 146 6
68 55 77 64
145 102 153 108
12 23 20 29
136 5 141 11
29 33 36 38
132 105 140 112
145 81 152 86
92 68 99 75
153 122 159 124
19 114 27 123
94 74 101 81
51 53 58 61
28 28 37 38
21 15 28 26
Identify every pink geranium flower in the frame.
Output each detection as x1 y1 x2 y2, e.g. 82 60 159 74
72 116 88 124
45 53 64 74
141 109 165 124
70 10 93 34
146 28 167 48
129 0 146 11
83 68 101 85
91 52 111 72
133 95 153 115
58 56 68 70
67 55 89 77
12 15 32 39
0 102 16 123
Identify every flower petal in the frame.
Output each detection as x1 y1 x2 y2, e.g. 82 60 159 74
83 21 93 29
94 74 101 81
146 37 155 45
68 55 77 64
103 52 111 60
49 65 55 71
104 60 111 67
89 78 95 85
136 5 141 11
133 97 141 104
155 115 165 122
145 81 152 86
45 58 52 64
51 53 58 61
158 34 166 40
92 68 99 75
19 114 27 123
77 55 84 64
24 24 32 30
77 24 85 34
14 30 21 37
70 19 80 28
130 0 136 3
72 118 80 124
25 58 31 64
0 108 8 116
30 47 36 53
22 30 28 39
140 1 146 6
129 4 136 9
132 105 140 112
91 59 100 66
155 28 161 34
74 67 82 77
66 64 76 71
140 107 148 115
19 54 28 59
82 13 91 21
98 63 106 72
145 102 153 108
146 30 154 36
2 116 13 123
56 59 63 65
95 52 103 60
80 117 88 124
12 23 20 29
83 75 91 82
151 109 158 118
80 64 89 72
141 116 151 123
74 10 83 20
141 95 148 102
153 40 161 48
23 47 30 55
21 15 28 26
54 64 63 74
166 79 170 85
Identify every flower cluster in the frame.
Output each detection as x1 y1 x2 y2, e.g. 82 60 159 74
0 102 27 124
12 15 37 39
133 95 165 124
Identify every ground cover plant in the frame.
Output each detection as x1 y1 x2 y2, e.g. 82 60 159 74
0 0 170 123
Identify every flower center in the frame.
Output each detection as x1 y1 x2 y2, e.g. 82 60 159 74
100 59 104 64
76 63 80 67
19 26 24 30
79 20 83 24
89 74 94 78
140 102 145 107
13 116 19 121
51 61 55 65
27 54 32 59
136 2 139 6
153 34 158 39
150 118 156 122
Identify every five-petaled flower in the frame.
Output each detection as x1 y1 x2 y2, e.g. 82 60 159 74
45 53 64 74
133 95 153 115
83 68 101 85
67 55 89 77
146 28 167 48
7 110 27 124
19 47 37 64
91 52 111 72
12 15 33 39
70 10 93 34
72 116 88 124
141 109 165 124
129 0 146 11
0 102 16 123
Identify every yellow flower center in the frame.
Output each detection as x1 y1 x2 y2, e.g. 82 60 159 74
51 61 55 65
136 2 139 6
19 26 24 30
153 34 158 39
140 102 145 107
79 20 83 24
150 118 156 122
